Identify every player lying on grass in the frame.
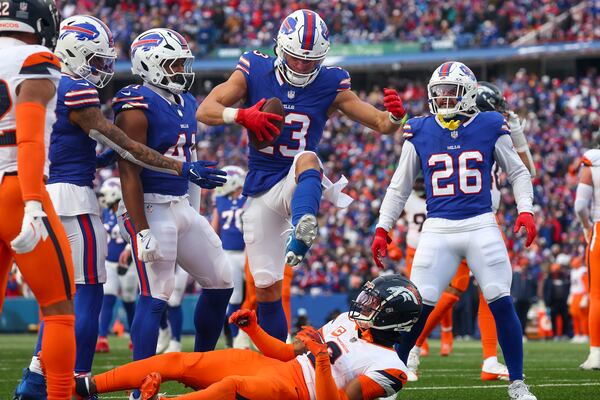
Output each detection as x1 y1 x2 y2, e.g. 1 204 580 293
74 275 421 400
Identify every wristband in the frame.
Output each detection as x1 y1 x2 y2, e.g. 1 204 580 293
222 107 238 124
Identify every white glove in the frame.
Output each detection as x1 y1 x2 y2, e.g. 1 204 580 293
507 111 528 152
11 201 49 254
136 229 162 262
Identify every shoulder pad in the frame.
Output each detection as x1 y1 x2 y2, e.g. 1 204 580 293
582 149 600 167
19 49 60 76
236 50 273 77
112 85 149 112
322 66 351 92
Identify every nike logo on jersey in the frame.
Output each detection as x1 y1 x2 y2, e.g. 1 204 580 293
76 82 90 86
122 91 131 95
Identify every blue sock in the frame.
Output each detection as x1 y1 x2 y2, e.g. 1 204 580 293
168 305 183 342
291 169 322 225
159 307 169 330
226 303 242 338
257 299 288 342
394 304 434 364
488 296 523 381
194 288 233 352
131 295 167 360
123 301 136 332
74 283 104 374
99 294 117 337
33 321 44 356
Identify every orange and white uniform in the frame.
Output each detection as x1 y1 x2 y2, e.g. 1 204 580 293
403 191 426 274
569 262 589 337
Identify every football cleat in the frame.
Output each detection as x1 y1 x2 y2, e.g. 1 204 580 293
13 368 47 400
73 374 94 399
285 214 318 266
508 380 537 400
139 372 162 400
406 346 421 381
95 336 110 353
481 360 509 381
156 326 171 354
164 340 182 353
440 341 453 357
579 351 600 370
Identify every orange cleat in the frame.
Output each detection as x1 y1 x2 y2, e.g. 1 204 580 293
140 372 162 400
440 341 453 357
95 336 110 353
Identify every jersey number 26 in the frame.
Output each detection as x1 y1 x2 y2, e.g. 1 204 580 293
429 151 483 196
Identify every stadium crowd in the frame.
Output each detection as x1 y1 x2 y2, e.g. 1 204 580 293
56 0 596 59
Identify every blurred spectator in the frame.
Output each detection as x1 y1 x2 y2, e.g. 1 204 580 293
543 263 572 338
511 256 539 337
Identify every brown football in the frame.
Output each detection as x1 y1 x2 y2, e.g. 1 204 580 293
249 97 284 149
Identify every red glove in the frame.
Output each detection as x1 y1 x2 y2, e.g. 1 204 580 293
235 98 283 143
514 212 537 247
383 88 406 122
371 227 391 269
228 309 258 332
296 326 327 356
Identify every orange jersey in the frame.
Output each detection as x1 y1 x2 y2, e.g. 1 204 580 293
296 313 407 399
0 37 60 180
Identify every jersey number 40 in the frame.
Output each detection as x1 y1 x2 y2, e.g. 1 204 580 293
429 151 483 196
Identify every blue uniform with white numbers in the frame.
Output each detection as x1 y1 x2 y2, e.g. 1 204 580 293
215 194 247 251
235 51 351 196
112 84 197 196
403 111 510 220
103 208 126 263
48 75 101 186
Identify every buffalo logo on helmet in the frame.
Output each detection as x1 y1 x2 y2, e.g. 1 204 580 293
280 16 297 35
459 64 476 81
319 20 329 40
131 32 165 55
60 21 101 41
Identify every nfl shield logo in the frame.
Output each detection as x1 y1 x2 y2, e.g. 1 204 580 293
451 131 459 139
19 2 27 11
287 90 295 99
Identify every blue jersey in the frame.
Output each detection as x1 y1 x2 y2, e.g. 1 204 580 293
404 111 510 220
235 51 351 196
103 208 126 263
48 75 101 186
215 194 247 251
112 85 197 196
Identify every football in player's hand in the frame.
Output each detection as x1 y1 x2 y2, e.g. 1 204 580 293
249 97 284 150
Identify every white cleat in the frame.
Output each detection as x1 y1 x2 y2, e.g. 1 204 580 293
406 346 421 381
156 326 171 354
406 368 419 382
285 214 318 266
579 352 600 370
164 339 182 353
481 359 509 381
508 380 537 400
233 330 252 349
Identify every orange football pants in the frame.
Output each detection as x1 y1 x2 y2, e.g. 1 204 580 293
94 350 310 400
586 222 600 346
0 175 75 310
569 293 589 337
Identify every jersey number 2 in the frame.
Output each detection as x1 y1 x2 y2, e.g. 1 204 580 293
429 151 482 196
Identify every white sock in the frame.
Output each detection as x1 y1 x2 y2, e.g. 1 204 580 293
590 346 600 357
482 356 498 368
29 356 43 376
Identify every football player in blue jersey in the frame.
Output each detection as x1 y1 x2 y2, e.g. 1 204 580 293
113 29 234 398
197 9 406 342
211 166 249 347
372 61 537 400
15 15 227 400
96 177 138 354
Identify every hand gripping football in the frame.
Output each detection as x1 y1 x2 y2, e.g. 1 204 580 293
250 97 284 149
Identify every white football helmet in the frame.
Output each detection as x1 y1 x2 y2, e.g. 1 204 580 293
275 9 330 87
215 166 246 197
99 177 121 209
54 15 116 88
131 28 194 95
427 61 478 117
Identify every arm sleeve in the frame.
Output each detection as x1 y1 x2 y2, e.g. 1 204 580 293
376 140 421 231
493 134 533 214
574 183 593 225
245 325 296 361
314 353 344 400
16 103 46 202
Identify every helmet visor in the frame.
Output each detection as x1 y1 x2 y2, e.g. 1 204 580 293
160 57 195 92
87 53 115 88
349 289 382 324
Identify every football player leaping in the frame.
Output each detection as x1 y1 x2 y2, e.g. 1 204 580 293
197 9 406 342
372 62 538 400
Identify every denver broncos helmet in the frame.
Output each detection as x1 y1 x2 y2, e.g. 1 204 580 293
476 81 507 113
0 0 60 49
349 274 422 346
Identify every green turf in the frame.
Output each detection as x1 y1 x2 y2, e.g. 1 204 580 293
1 334 597 399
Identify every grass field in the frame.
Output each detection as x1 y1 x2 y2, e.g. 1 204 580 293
1 334 598 399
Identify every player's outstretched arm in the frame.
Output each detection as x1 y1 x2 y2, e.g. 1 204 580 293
332 88 405 135
10 78 56 254
196 70 248 125
69 106 183 176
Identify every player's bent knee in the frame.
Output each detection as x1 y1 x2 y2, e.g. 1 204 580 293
417 286 440 306
294 151 321 175
481 283 509 303
253 269 280 289
255 280 283 302
41 299 74 316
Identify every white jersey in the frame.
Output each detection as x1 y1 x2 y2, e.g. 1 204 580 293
0 38 60 183
582 149 600 222
403 192 427 249
297 312 408 400
570 265 588 296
